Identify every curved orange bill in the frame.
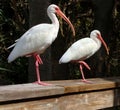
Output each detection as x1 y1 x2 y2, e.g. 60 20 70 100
97 34 109 55
56 9 75 36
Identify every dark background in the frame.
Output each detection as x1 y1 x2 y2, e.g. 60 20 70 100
0 0 119 85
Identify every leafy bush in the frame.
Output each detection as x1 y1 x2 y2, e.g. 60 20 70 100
0 0 119 84
0 0 29 85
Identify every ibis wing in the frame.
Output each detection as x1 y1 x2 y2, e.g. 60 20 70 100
8 24 56 62
69 38 98 60
59 38 98 63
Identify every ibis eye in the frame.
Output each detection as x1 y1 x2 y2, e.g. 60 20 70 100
55 7 59 11
97 33 100 37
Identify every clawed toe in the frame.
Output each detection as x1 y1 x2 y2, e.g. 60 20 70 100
33 81 52 86
81 79 93 84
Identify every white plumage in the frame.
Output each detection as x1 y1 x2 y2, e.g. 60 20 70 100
59 38 99 63
59 30 109 83
8 24 58 63
8 4 75 85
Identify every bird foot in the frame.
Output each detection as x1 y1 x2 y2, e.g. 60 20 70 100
33 81 52 86
81 79 93 84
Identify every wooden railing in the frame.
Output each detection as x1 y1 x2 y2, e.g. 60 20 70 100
0 77 120 110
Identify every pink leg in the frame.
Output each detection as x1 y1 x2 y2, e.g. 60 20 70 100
78 61 92 83
35 54 43 64
33 54 51 86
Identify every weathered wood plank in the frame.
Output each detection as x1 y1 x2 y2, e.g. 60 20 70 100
50 77 120 93
0 83 64 102
0 77 120 102
0 89 120 110
58 89 120 110
0 77 120 110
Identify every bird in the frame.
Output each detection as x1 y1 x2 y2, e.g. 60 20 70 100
59 30 109 83
7 4 75 86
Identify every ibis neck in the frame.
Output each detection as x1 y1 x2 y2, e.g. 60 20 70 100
48 12 59 29
92 37 102 49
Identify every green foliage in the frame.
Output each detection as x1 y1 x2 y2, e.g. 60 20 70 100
57 0 120 79
0 0 29 85
107 1 120 77
58 0 94 78
0 0 119 84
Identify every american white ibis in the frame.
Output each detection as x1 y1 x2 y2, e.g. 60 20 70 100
59 30 109 83
7 4 75 85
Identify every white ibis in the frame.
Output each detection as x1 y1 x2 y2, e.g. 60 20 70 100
7 4 75 86
59 30 109 83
